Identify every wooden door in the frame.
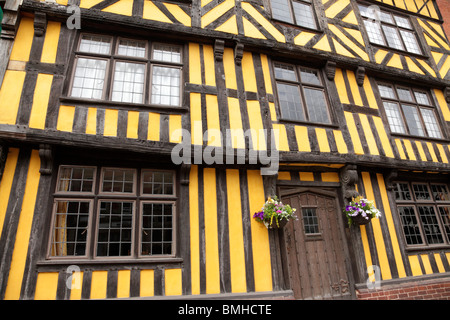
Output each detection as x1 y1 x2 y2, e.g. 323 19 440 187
282 189 352 300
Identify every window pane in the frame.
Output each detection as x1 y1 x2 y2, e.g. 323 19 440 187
396 88 413 102
400 30 421 54
50 201 90 257
418 206 444 244
438 206 450 243
102 168 135 193
79 35 111 54
420 108 442 139
414 92 430 105
402 105 425 136
394 183 412 200
292 2 316 29
111 62 145 104
117 39 146 58
142 171 174 195
378 85 396 99
382 25 405 50
274 63 297 81
303 88 330 124
57 166 95 193
299 68 321 85
398 206 423 245
413 183 431 200
71 58 107 99
141 203 173 255
431 185 450 201
97 201 133 257
151 66 181 106
271 0 294 23
384 102 406 133
394 16 412 29
364 20 386 46
277 83 304 121
302 208 319 234
152 44 181 63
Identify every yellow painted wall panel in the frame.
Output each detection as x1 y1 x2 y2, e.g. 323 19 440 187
0 70 26 125
333 130 348 154
299 172 314 181
228 97 245 149
434 253 446 273
344 112 364 155
420 255 433 274
57 106 75 132
315 128 330 153
273 123 290 151
85 108 97 135
0 148 19 240
191 93 203 145
202 0 235 28
409 255 423 276
165 269 182 296
69 271 83 300
241 2 285 43
215 15 238 35
241 52 258 92
79 0 103 8
103 0 133 16
203 45 216 87
277 172 291 180
359 114 379 156
140 270 154 297
4 150 41 300
313 35 331 52
294 126 311 152
325 0 350 18
189 166 200 295
169 114 183 144
223 48 237 89
29 74 53 129
334 69 349 104
189 43 202 85
41 21 61 64
164 3 191 26
321 172 339 182
294 31 316 46
34 273 59 300
373 117 394 158
147 112 160 141
203 168 220 294
103 109 119 137
247 170 272 292
90 271 108 299
414 141 427 161
117 270 131 298
10 18 34 62
395 139 406 159
246 100 266 151
126 111 139 139
243 16 267 40
260 54 273 95
425 142 438 162
206 95 221 147
433 89 450 121
436 144 448 163
226 169 247 293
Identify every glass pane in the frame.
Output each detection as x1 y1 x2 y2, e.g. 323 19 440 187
438 206 450 243
302 208 319 234
378 84 396 99
431 185 450 201
303 88 330 124
277 83 304 121
299 68 321 85
364 20 386 46
57 166 95 193
384 102 406 133
398 206 423 245
79 35 111 54
402 105 425 136
96 201 133 257
117 39 146 58
396 88 413 102
274 63 297 81
142 171 174 195
394 183 412 200
151 66 181 106
418 206 444 244
71 58 107 100
394 15 412 29
292 2 316 29
111 62 145 104
102 168 135 193
414 92 430 105
413 183 431 200
50 201 90 257
382 25 405 50
271 0 294 23
420 108 442 139
141 203 173 255
400 30 421 54
152 44 181 63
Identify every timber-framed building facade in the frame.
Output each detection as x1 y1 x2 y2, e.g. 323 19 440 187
0 0 450 300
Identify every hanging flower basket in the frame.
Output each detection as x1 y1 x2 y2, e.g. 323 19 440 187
343 196 382 227
253 196 297 229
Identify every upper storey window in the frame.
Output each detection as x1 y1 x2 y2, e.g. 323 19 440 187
271 0 318 30
70 34 182 107
359 4 422 55
274 62 331 124
377 83 443 139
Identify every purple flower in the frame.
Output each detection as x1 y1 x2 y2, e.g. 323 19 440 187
276 210 282 214
346 206 353 212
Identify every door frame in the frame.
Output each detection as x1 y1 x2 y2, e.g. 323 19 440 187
276 185 357 300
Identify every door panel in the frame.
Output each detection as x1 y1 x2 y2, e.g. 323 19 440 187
282 190 351 300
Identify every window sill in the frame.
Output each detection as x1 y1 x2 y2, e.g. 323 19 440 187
391 132 448 144
271 17 323 34
404 244 450 254
37 257 184 267
59 97 189 113
277 117 340 129
370 42 429 60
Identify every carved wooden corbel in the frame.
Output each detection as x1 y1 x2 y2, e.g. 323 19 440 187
325 61 336 81
356 66 365 86
385 169 398 191
214 39 225 62
34 12 47 37
234 43 244 66
340 164 359 202
39 144 53 175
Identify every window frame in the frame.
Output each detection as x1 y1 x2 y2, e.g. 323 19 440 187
272 61 333 126
358 4 425 56
376 82 445 140
46 165 178 261
393 181 450 249
269 0 320 31
67 33 184 109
